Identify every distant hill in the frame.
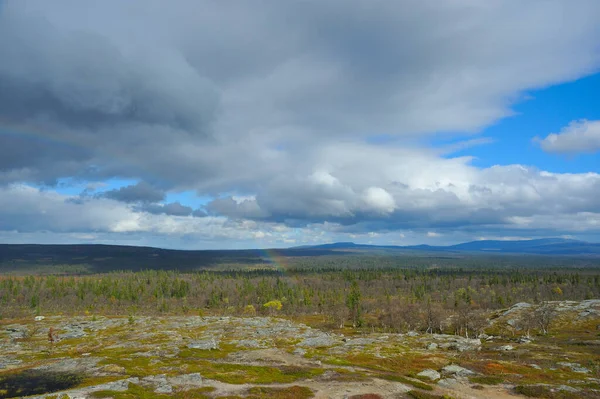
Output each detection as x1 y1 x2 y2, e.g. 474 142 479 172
309 238 600 255
1 237 599 274
0 244 337 273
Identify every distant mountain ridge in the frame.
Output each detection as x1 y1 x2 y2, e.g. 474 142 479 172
0 238 599 274
307 238 600 255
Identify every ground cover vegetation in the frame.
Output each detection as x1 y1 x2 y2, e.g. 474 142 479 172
1 250 600 398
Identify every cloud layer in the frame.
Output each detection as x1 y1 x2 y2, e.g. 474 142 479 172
1 0 600 247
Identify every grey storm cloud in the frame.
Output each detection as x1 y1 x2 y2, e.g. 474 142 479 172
140 202 194 217
101 182 166 203
0 0 600 244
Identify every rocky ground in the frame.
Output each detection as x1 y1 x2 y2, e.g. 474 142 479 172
1 301 600 398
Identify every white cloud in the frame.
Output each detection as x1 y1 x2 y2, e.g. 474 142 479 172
536 119 600 154
364 187 396 214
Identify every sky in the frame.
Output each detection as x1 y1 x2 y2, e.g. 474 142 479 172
0 0 600 249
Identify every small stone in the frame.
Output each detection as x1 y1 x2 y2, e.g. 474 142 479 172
34 316 45 321
426 343 438 350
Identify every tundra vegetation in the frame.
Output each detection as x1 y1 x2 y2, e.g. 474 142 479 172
1 251 599 398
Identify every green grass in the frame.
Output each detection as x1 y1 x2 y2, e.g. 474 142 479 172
91 384 215 399
379 374 433 391
469 375 504 385
514 385 581 399
245 386 314 399
407 391 455 399
190 363 324 384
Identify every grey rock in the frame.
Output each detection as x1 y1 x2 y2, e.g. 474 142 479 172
293 348 307 356
61 325 87 339
503 302 532 316
417 369 441 381
426 343 438 350
344 337 377 346
0 357 22 370
407 331 419 337
169 373 203 387
142 374 173 393
558 362 591 374
439 337 481 352
578 310 600 319
442 364 476 377
297 334 338 348
34 357 101 374
25 377 140 399
187 336 219 350
438 378 460 387
235 339 265 348
557 385 580 393
529 364 542 370
6 326 27 340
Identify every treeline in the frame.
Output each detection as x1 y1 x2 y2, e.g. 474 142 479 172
1 268 599 335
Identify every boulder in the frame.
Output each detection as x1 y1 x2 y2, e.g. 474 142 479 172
142 374 173 394
293 348 307 356
439 337 481 352
169 373 203 387
558 362 590 374
442 364 476 377
234 339 265 348
438 378 460 387
417 369 441 381
297 335 338 348
187 336 219 350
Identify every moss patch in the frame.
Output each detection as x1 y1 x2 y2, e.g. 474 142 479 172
91 383 215 399
245 386 314 399
187 362 324 384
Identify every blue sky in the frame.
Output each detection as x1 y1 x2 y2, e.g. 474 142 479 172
1 0 600 249
460 73 600 173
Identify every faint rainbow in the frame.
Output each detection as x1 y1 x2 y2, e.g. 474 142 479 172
259 248 289 273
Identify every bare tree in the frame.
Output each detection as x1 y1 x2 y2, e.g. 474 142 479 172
533 302 555 335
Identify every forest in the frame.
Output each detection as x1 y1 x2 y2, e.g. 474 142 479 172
2 252 599 337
